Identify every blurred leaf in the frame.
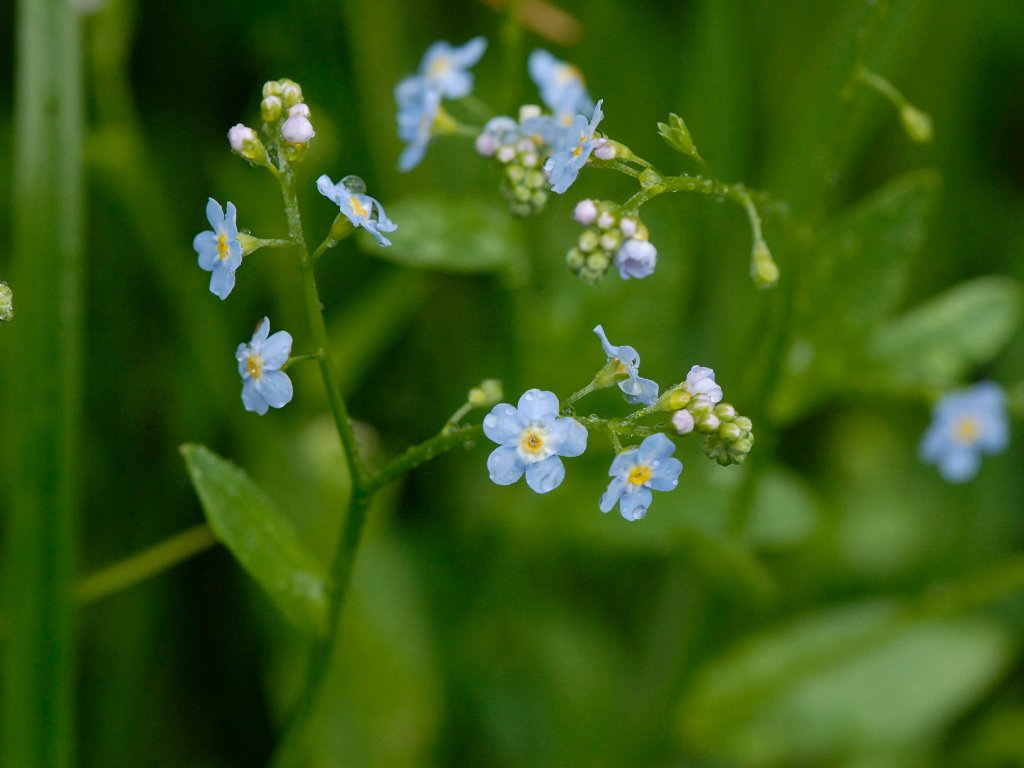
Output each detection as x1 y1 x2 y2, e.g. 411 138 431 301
743 467 819 549
678 601 1013 765
773 171 939 421
364 196 526 274
180 444 328 636
865 276 1023 393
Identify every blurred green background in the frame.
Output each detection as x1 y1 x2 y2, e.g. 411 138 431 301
2 0 1024 766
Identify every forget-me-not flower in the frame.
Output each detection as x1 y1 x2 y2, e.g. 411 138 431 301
594 324 659 406
483 388 588 494
614 239 657 279
545 100 604 194
236 318 294 415
600 433 683 521
395 76 443 172
193 198 243 300
528 49 592 127
919 381 1009 482
419 37 487 99
316 175 398 246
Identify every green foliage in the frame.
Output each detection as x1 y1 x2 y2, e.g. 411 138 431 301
181 444 329 636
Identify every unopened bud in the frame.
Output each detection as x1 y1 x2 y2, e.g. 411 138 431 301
671 409 694 435
227 124 266 163
657 112 695 156
281 114 315 145
469 379 503 407
261 95 282 123
0 282 13 323
718 422 742 441
751 240 779 289
899 104 933 144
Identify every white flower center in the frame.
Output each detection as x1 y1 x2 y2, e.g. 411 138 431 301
518 426 550 461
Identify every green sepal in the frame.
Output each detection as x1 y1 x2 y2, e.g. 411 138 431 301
180 443 329 636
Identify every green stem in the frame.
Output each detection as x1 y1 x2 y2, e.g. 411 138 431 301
369 424 484 493
564 379 602 408
74 525 218 604
3 0 83 765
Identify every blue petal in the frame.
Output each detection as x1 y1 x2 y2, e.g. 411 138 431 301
255 369 294 410
316 175 343 206
637 433 676 463
205 198 224 230
252 317 270 345
398 140 428 173
619 487 652 521
241 380 269 415
525 455 565 494
193 231 218 268
619 375 659 406
599 476 627 513
939 448 980 483
547 416 588 458
607 448 639 478
517 389 559 423
208 265 235 300
224 201 239 239
648 457 683 492
484 403 524 445
593 324 616 358
487 446 525 485
260 330 293 370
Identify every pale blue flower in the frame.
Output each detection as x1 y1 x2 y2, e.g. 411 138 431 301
600 433 683 521
685 365 723 404
192 198 242 300
545 100 604 194
594 324 659 406
236 317 293 415
316 175 398 246
483 388 588 493
614 239 657 279
419 37 488 99
395 75 443 171
919 381 1009 482
528 49 592 126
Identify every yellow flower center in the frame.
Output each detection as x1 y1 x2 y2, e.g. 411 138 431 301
217 233 230 261
628 465 652 486
349 195 369 219
428 55 451 77
520 427 546 455
247 354 263 380
954 416 980 445
557 64 582 85
572 136 586 158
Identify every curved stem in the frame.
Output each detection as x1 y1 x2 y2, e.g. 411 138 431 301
368 424 483 493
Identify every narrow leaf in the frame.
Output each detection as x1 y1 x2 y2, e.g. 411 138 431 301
181 444 328 636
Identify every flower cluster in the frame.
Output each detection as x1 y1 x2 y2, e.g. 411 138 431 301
919 381 1009 482
191 79 397 415
475 108 555 217
482 326 752 521
395 37 487 171
568 200 657 283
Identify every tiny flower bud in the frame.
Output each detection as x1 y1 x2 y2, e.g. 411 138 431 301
714 403 736 421
497 146 516 164
751 240 779 289
574 199 597 225
592 138 616 160
666 388 691 410
600 230 623 252
578 230 601 253
518 104 542 121
656 112 695 156
475 132 498 156
262 80 283 98
288 103 310 119
718 422 742 441
596 210 616 230
733 416 752 432
0 281 13 323
671 409 694 434
697 414 721 433
469 379 504 407
281 114 315 145
228 123 257 152
899 104 933 144
280 79 303 107
620 217 638 238
614 239 657 280
566 247 585 271
261 96 282 123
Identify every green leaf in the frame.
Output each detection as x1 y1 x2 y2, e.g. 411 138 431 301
362 196 525 274
772 171 939 422
865 275 1023 393
677 602 1013 765
180 444 328 636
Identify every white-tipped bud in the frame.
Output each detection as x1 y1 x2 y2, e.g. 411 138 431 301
620 217 638 238
288 102 310 119
280 80 303 107
900 104 933 144
281 114 315 145
519 104 542 121
496 146 516 164
671 410 694 435
228 123 257 153
261 96 282 123
574 199 598 226
592 138 616 160
475 132 498 156
596 210 616 230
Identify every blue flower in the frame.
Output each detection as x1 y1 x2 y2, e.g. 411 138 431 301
594 324 659 406
236 317 294 415
614 239 657 279
419 37 488 99
395 75 443 171
316 175 398 246
483 388 588 493
528 49 592 127
600 433 683 521
919 381 1009 482
545 100 604 194
192 198 242 300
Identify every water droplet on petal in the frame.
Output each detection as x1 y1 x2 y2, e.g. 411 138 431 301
341 175 367 194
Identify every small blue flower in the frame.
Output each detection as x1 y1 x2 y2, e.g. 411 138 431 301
236 317 294 415
316 175 398 246
192 198 242 300
483 388 588 493
614 239 657 279
594 324 659 406
528 49 593 127
919 381 1009 482
395 75 443 171
420 37 488 99
545 100 604 194
600 433 683 521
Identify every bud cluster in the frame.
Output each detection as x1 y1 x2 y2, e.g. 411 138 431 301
475 107 553 217
663 366 754 466
229 78 316 167
0 281 12 323
566 200 657 284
